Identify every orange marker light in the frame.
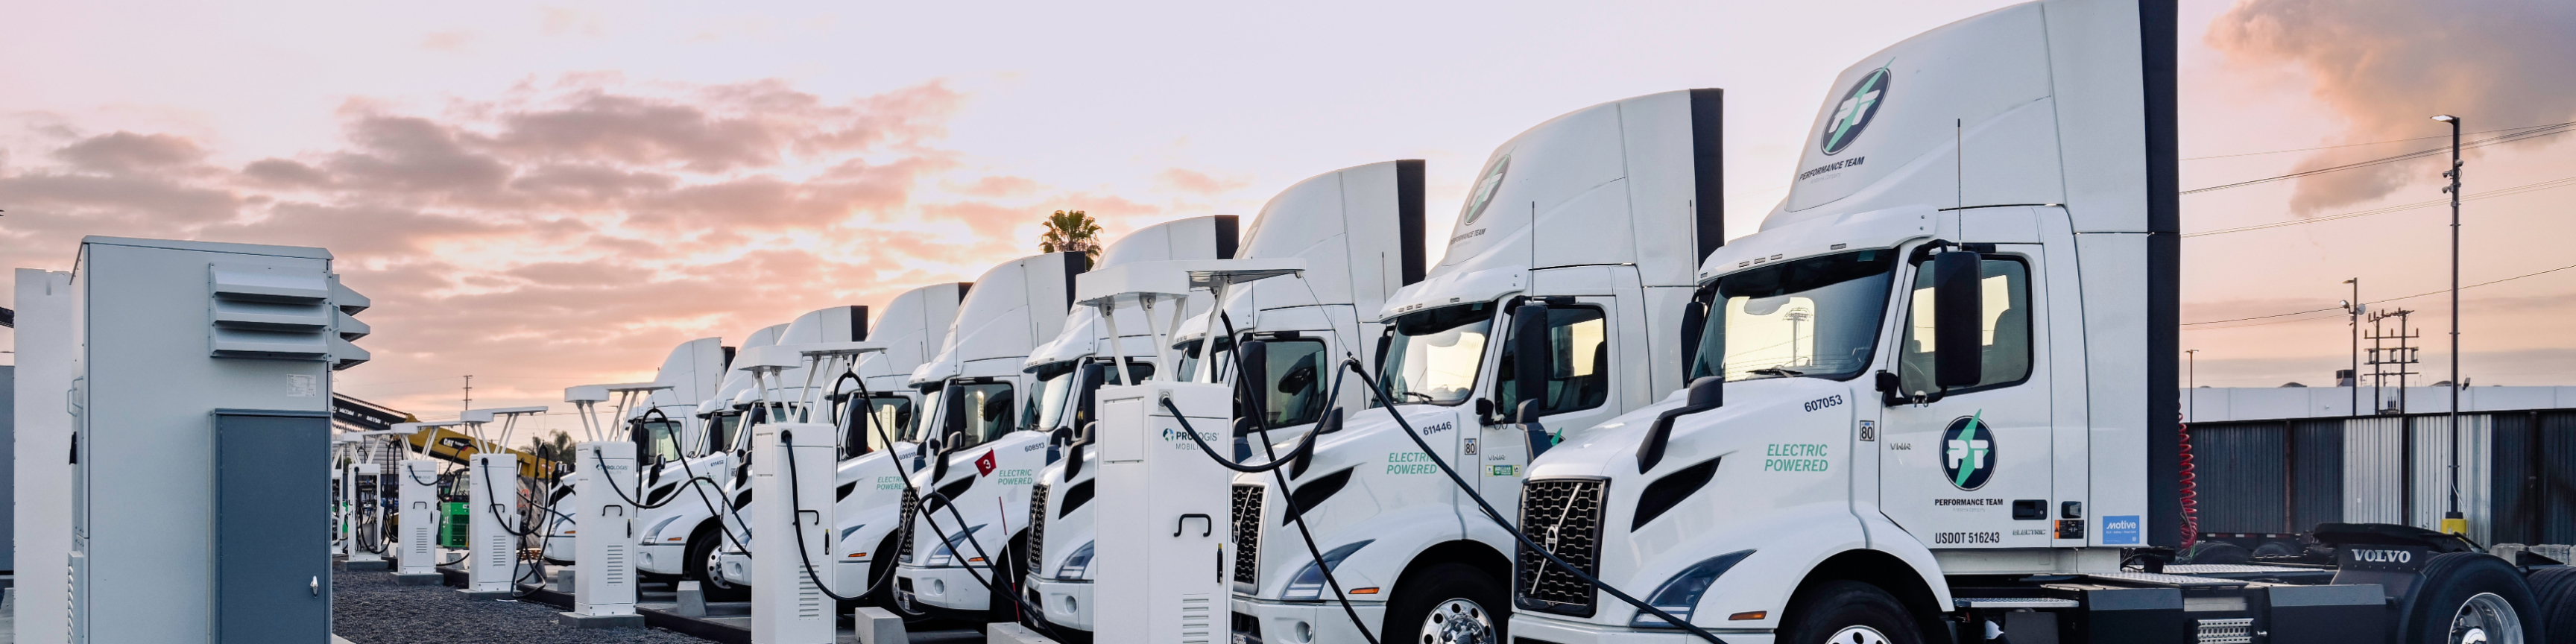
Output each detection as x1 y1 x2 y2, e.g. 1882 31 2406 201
1728 611 1767 621
1349 587 1380 595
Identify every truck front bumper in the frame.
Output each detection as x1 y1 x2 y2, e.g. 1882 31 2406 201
715 551 750 586
1509 614 1772 644
896 564 993 614
637 542 687 575
1229 595 1386 644
1027 577 1095 632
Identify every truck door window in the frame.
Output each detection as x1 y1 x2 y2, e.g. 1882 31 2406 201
639 418 684 464
1693 249 1897 382
1896 256 2032 393
1494 307 1610 416
1251 339 1331 427
949 382 1017 449
1382 303 1496 405
846 396 914 458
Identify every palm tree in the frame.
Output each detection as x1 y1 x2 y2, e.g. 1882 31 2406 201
1039 209 1104 265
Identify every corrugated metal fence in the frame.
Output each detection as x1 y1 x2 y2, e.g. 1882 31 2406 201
2189 411 2576 544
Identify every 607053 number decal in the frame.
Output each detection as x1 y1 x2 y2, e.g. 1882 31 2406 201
1803 395 1845 412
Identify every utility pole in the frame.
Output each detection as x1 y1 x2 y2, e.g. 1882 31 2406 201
2185 350 2199 423
2364 309 2419 414
463 375 475 411
2432 113 2466 536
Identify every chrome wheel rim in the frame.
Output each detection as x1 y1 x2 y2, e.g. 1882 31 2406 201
704 547 735 589
2452 592 2522 644
1420 597 1494 644
1828 625 1892 644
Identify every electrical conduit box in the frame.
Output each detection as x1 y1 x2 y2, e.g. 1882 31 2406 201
1093 382 1231 644
571 441 639 617
751 421 838 643
44 236 369 644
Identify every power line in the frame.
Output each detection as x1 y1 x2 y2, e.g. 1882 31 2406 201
2182 121 2575 161
2181 261 2576 329
2179 123 2574 195
2183 176 2576 238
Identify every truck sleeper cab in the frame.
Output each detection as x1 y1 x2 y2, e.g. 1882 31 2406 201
1230 90 1723 644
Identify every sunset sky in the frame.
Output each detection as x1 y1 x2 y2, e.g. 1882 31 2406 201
4 0 2572 444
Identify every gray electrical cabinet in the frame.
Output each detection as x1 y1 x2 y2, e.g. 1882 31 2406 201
48 237 369 644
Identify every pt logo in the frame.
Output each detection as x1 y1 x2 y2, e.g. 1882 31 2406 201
1820 66 1890 155
1941 412 1995 490
974 450 997 476
1459 154 1509 224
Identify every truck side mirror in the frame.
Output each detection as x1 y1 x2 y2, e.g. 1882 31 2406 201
1931 250 1985 388
1475 398 1495 423
944 388 967 436
1238 339 1270 397
1511 304 1551 412
1373 330 1393 375
1637 376 1724 473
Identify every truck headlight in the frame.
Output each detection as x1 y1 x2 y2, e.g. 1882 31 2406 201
1053 541 1096 581
1629 550 1753 628
926 524 985 567
643 514 686 543
1281 540 1372 601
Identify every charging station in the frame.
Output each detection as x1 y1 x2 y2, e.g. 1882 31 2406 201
1075 259 1301 644
389 426 453 585
20 236 370 644
458 405 546 596
559 382 666 627
737 341 882 643
342 461 385 569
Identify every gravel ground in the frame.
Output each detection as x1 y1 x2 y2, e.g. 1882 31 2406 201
332 566 716 644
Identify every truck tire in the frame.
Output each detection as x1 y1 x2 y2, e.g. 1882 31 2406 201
2400 552 2541 644
687 528 751 602
1779 580 1925 644
985 532 1028 625
2520 566 2576 643
1384 562 1507 644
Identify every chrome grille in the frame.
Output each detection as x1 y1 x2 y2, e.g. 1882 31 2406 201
897 487 919 564
1231 484 1264 584
1026 483 1050 574
1515 478 1607 616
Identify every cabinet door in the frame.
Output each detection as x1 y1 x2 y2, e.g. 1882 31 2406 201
217 411 332 643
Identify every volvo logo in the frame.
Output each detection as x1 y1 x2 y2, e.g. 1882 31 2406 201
2352 549 2413 564
1820 66 1890 156
1940 412 1995 490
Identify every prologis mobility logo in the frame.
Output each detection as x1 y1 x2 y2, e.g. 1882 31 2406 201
1819 66 1890 156
1941 411 1994 490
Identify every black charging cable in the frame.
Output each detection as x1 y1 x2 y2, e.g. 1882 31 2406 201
1339 358 1724 643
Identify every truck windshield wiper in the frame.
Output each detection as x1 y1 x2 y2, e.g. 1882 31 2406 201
1746 366 1805 377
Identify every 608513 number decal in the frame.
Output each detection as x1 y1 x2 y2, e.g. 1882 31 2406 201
1803 395 1845 412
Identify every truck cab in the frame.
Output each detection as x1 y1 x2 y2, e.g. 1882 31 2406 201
892 252 1087 622
1228 91 1724 644
540 336 728 564
631 323 782 597
662 305 865 600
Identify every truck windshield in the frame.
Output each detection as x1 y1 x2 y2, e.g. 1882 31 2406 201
1031 364 1078 431
1380 302 1495 405
698 413 739 458
912 388 943 443
1690 248 1895 382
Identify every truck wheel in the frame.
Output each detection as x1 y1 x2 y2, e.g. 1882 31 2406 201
2526 566 2576 643
1384 562 1506 644
1779 581 1924 644
2402 552 2540 644
686 529 751 602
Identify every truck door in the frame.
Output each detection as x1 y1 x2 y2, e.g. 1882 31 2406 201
1482 299 1618 505
1876 246 2056 549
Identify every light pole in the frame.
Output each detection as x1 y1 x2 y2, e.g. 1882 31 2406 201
2185 350 2199 423
2343 279 2360 417
2432 113 2465 536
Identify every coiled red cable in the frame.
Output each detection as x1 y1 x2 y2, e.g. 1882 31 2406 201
2177 414 2199 550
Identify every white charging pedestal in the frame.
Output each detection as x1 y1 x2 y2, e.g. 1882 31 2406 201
1095 382 1233 643
345 463 386 568
751 421 836 643
1073 258 1304 644
397 458 444 581
564 441 645 626
466 452 520 594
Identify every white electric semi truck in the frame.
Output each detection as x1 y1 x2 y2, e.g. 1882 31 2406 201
541 335 730 564
1228 89 1728 644
891 251 1089 622
666 305 869 601
1020 160 1430 642
633 323 784 595
707 282 967 611
1496 1 2572 643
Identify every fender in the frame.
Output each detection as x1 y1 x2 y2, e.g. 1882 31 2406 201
1856 508 1955 608
1664 503 1866 631
1259 501 1464 598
